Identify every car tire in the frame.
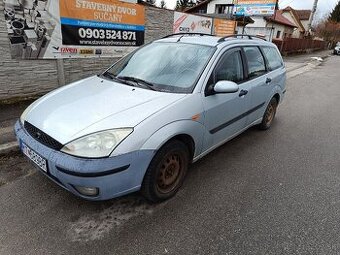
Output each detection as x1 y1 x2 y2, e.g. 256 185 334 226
258 97 278 130
141 140 189 203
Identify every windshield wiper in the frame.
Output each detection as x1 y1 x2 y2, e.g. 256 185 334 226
117 76 157 91
100 72 135 86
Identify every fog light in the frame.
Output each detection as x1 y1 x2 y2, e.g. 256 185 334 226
74 185 99 197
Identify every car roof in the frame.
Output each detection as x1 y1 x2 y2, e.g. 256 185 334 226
154 34 276 48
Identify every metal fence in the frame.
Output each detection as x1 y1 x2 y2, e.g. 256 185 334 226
273 38 327 55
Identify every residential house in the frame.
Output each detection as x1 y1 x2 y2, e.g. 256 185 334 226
185 0 234 17
281 7 312 38
239 11 297 41
185 0 254 29
185 1 303 41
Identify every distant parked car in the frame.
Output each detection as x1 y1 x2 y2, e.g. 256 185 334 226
334 42 340 55
15 34 286 202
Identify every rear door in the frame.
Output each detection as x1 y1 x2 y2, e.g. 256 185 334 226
241 46 271 125
261 46 286 96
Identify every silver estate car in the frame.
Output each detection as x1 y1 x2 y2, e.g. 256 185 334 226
15 34 286 202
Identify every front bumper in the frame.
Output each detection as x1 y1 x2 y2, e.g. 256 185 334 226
334 49 340 55
14 121 155 201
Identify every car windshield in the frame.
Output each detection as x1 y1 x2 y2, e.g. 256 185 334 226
103 42 215 93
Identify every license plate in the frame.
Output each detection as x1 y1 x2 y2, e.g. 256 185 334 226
21 142 48 172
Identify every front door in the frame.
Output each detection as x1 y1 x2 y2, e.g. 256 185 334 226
202 47 251 150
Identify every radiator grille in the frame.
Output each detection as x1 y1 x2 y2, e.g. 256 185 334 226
24 122 63 150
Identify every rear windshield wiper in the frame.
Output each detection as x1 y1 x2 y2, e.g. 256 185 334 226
117 76 157 91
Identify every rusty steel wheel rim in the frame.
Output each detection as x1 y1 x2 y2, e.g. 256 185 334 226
265 103 276 126
157 153 182 194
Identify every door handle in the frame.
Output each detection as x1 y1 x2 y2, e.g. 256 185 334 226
266 78 272 84
239 89 248 97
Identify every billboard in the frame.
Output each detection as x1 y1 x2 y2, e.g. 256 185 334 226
173 12 212 34
234 0 277 16
3 0 145 59
213 19 236 37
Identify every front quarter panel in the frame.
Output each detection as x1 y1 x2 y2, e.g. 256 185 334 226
139 120 207 158
111 93 207 158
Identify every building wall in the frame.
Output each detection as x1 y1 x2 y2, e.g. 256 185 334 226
206 0 234 14
239 17 294 41
281 12 302 38
237 26 272 40
0 3 174 101
301 20 309 31
245 16 267 28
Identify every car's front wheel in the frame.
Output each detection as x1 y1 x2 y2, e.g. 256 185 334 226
141 140 189 203
258 97 278 130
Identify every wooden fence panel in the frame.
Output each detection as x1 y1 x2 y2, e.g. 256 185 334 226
272 38 326 55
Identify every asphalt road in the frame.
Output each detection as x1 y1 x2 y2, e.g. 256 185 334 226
1 56 340 255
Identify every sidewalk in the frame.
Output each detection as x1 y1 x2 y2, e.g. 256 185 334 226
0 100 33 155
284 49 331 72
0 50 333 156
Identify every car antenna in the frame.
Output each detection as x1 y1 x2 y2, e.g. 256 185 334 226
177 35 185 42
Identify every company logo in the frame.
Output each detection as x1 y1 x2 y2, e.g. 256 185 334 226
179 27 190 32
60 47 78 54
35 131 42 139
80 49 94 55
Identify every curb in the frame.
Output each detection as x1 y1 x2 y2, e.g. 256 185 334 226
286 63 308 73
0 141 19 157
285 54 330 73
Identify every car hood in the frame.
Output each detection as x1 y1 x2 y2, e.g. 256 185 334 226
24 76 186 145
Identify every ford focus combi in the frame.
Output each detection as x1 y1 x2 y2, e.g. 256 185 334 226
15 34 286 202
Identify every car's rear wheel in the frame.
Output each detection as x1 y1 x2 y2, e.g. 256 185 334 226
141 140 189 203
258 97 278 130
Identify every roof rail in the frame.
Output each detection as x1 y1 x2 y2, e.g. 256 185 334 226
162 33 215 39
218 34 267 43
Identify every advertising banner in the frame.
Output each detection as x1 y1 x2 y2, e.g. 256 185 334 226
3 0 145 59
213 19 236 37
173 12 212 34
234 0 277 16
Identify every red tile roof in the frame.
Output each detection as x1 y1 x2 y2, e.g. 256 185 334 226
295 10 312 20
265 10 297 28
282 7 311 21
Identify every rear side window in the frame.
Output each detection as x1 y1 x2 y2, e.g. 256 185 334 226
243 47 266 78
262 47 283 71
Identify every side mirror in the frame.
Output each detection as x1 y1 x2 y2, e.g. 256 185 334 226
213 81 239 94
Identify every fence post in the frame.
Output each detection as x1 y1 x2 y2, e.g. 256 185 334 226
280 39 284 54
56 59 66 87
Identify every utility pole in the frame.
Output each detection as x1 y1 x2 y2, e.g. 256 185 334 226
269 0 279 42
307 0 319 36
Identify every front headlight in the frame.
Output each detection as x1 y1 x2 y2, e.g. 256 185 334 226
61 128 133 158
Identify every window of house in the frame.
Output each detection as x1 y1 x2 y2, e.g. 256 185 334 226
215 4 233 14
276 30 281 38
243 47 266 78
